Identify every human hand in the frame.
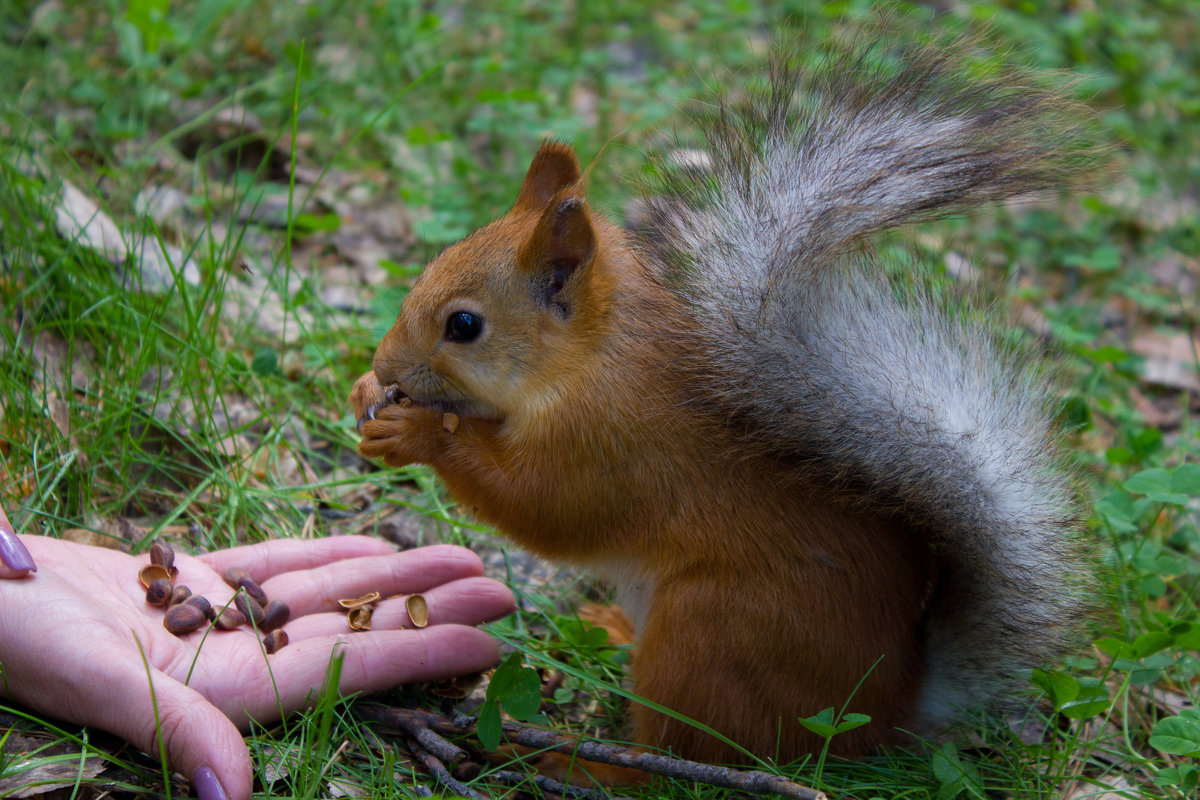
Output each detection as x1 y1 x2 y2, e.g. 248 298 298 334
0 533 514 800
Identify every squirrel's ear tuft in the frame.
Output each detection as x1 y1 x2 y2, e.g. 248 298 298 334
518 190 596 314
512 141 583 213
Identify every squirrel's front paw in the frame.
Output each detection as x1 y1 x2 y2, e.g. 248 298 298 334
349 371 403 431
357 402 444 467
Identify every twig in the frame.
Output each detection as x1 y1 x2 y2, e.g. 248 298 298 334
406 741 485 800
357 704 467 764
358 705 826 800
497 723 825 800
490 769 632 800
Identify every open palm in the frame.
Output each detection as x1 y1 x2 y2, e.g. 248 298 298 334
0 535 514 800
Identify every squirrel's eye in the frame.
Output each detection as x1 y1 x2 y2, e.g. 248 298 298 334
445 311 483 343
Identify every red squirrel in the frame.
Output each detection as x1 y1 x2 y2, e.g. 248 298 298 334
351 41 1088 763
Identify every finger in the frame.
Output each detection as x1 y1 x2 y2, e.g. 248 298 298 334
357 428 411 457
197 535 394 582
0 504 36 577
127 670 255 800
282 577 515 641
261 544 487 617
59 644 253 800
231 625 501 723
357 408 442 458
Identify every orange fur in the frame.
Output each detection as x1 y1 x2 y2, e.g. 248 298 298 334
351 142 935 762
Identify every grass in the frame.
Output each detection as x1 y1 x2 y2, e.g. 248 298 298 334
2 0 1199 797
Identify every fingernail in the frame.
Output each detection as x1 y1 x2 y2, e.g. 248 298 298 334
193 765 229 800
0 527 36 573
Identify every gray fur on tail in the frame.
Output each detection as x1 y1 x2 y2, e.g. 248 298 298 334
639 39 1090 728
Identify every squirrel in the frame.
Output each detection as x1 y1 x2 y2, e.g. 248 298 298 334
350 39 1090 763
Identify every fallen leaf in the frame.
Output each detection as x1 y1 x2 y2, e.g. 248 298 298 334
1060 773 1140 800
257 745 291 785
1131 332 1200 392
55 181 201 291
327 776 369 798
58 522 127 550
0 756 104 798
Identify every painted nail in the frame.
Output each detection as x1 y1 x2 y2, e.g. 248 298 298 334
193 765 229 800
0 528 36 573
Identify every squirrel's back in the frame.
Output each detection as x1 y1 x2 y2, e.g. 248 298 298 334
638 39 1090 728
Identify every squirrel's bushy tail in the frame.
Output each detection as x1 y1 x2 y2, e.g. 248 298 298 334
642 38 1091 727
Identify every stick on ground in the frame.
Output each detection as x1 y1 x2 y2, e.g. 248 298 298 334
358 705 827 800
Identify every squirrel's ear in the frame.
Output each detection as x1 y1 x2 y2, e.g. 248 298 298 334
518 189 596 315
512 141 583 213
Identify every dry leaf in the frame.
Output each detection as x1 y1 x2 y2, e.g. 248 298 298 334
55 180 200 290
326 777 369 799
135 184 190 229
1131 331 1200 392
1127 386 1184 430
257 745 290 785
428 671 485 699
59 527 125 550
45 396 70 438
1060 774 1140 800
1140 685 1194 717
0 756 104 798
24 329 93 392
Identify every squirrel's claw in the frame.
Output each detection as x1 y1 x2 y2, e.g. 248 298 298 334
357 402 384 431
350 371 402 433
356 388 411 432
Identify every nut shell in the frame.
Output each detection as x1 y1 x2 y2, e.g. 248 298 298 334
168 585 193 607
222 566 250 589
405 594 429 628
262 629 288 654
236 576 268 607
235 592 266 627
164 603 207 635
213 607 247 630
260 600 290 632
337 592 381 610
184 594 214 620
149 541 175 570
138 564 172 589
347 605 374 631
145 577 173 607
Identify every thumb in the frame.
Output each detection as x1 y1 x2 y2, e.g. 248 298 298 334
128 670 254 800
